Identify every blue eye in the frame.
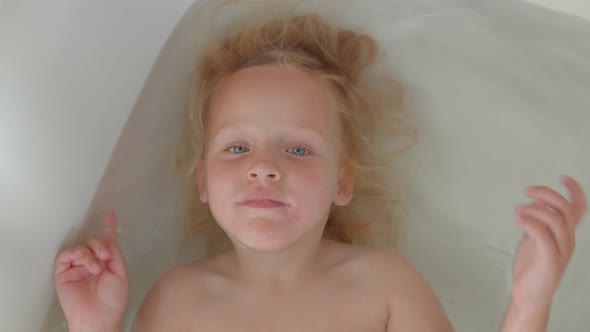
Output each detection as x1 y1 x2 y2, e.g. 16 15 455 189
226 144 249 154
288 145 311 156
225 144 311 156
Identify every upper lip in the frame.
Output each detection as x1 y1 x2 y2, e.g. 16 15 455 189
240 192 287 205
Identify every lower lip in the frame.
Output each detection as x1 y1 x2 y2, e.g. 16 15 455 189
241 200 286 208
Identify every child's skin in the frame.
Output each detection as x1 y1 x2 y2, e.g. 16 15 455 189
54 64 587 332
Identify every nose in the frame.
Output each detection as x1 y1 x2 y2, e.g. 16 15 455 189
247 160 282 182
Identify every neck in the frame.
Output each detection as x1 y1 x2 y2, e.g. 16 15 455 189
226 232 331 293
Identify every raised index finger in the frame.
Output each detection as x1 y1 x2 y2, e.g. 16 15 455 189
103 211 118 243
562 176 587 223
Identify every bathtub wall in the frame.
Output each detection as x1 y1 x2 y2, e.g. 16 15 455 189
526 0 590 20
0 1 195 330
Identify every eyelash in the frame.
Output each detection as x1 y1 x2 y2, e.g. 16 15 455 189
223 143 313 156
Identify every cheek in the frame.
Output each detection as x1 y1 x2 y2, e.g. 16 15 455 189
205 163 234 197
204 165 235 224
296 168 337 223
290 164 338 205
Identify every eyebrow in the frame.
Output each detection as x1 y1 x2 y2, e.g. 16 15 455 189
212 125 327 144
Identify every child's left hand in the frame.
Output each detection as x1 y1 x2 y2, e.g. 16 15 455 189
511 176 587 310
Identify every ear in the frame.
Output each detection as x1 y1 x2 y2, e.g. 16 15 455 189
333 164 354 206
196 161 208 204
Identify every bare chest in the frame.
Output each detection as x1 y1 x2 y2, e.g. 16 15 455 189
186 282 389 332
167 244 394 332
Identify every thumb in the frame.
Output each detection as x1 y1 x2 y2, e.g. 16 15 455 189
103 211 128 277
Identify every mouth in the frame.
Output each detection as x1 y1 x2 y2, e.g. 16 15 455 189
240 199 286 208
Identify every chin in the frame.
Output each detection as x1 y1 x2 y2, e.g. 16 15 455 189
219 212 321 252
236 241 291 253
235 234 297 253
227 226 300 253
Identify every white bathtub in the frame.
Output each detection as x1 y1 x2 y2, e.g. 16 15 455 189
1 0 589 331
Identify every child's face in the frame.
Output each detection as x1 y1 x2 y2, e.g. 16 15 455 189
196 64 354 251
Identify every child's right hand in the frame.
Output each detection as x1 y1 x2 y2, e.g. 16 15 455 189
54 211 129 331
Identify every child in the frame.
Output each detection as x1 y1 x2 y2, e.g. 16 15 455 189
53 6 587 332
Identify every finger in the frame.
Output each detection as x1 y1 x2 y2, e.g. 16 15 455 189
525 185 575 231
517 215 559 261
103 211 118 243
105 241 128 277
89 235 126 276
54 247 81 275
71 246 102 274
99 211 127 276
531 197 576 250
87 238 110 260
102 211 128 276
561 176 588 224
55 265 94 285
517 203 572 258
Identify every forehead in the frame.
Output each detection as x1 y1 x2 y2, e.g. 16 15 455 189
207 65 339 138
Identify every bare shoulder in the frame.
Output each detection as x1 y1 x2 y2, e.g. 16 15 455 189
131 256 229 332
362 247 455 332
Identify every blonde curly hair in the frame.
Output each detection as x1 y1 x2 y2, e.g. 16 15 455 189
175 0 416 257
